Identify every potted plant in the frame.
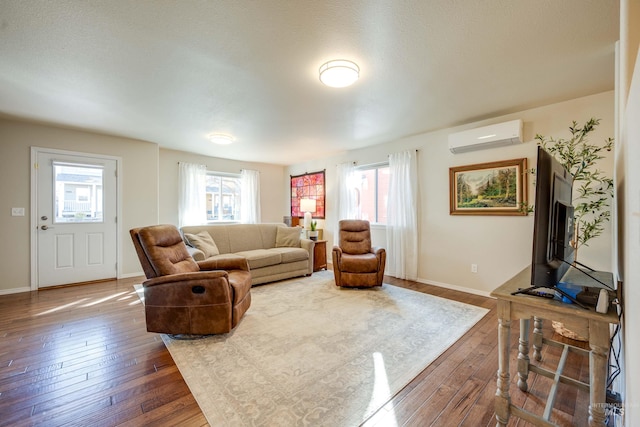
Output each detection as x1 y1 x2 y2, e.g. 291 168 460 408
309 220 318 241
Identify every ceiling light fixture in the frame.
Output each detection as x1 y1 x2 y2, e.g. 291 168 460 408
208 133 235 145
319 59 360 88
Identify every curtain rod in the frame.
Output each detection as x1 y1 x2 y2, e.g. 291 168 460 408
387 149 419 157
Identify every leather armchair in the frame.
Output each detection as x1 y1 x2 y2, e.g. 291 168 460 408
332 220 386 288
130 224 251 335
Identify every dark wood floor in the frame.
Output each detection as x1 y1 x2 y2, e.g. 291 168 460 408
0 273 590 427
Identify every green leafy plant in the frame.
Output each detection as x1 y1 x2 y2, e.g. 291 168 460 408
310 220 317 231
535 118 614 260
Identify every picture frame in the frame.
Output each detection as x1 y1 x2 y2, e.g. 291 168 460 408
290 170 325 219
449 158 527 216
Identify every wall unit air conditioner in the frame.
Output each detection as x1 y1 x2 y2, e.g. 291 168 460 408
448 119 523 154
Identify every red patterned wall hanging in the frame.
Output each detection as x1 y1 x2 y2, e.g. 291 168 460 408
290 170 325 219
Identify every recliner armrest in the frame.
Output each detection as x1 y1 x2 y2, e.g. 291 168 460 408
197 257 250 272
372 247 385 256
142 271 233 307
143 270 229 286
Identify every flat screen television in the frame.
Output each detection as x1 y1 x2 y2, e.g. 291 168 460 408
514 146 615 308
531 146 575 288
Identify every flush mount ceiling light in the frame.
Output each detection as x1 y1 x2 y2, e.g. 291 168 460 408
208 133 235 145
319 59 360 88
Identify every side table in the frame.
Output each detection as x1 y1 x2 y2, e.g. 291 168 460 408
491 266 618 427
313 240 327 272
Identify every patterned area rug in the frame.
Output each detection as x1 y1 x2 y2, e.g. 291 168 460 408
135 271 488 426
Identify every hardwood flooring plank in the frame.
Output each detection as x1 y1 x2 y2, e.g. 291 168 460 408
0 274 591 426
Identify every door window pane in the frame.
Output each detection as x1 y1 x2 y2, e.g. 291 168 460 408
54 163 104 223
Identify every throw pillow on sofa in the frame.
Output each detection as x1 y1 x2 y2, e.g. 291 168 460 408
184 231 220 258
275 226 302 248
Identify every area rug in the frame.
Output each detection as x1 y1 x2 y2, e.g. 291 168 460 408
135 271 488 426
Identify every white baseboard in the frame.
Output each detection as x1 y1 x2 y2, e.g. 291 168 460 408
0 286 32 295
119 271 145 279
415 277 493 298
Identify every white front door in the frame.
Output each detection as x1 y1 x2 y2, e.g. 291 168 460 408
33 149 118 288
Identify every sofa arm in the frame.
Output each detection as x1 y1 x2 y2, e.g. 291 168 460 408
186 245 206 261
300 238 314 251
197 256 250 272
300 238 315 274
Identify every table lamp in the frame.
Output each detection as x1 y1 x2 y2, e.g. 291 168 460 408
300 198 317 230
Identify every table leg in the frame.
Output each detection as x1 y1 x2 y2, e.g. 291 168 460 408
495 300 511 427
517 318 530 392
533 316 543 362
588 320 609 427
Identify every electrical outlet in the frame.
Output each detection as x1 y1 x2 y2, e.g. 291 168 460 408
471 264 478 273
11 207 25 217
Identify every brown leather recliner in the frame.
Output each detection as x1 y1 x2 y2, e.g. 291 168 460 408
332 220 386 288
130 224 252 335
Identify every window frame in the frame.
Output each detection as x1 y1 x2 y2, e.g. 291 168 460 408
354 162 389 225
205 171 242 223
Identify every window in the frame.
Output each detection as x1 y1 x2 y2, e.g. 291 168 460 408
354 164 389 224
205 172 241 221
54 162 104 223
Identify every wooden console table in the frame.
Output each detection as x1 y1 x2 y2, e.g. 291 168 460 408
491 267 618 427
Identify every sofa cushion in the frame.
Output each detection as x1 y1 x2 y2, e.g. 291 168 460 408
235 249 282 269
272 247 309 263
275 226 301 248
184 231 220 258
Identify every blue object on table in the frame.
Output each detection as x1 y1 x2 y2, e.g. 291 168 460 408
555 282 582 304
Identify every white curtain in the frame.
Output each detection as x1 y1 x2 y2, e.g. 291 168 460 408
336 162 358 220
334 162 358 233
386 150 418 280
178 162 207 228
241 169 261 223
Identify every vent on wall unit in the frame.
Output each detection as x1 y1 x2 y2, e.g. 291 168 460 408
448 119 523 154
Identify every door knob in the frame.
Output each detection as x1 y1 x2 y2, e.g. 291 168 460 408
41 215 48 221
41 225 49 230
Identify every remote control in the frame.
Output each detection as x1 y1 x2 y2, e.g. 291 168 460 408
518 289 555 299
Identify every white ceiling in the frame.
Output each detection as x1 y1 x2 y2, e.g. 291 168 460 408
0 1 619 165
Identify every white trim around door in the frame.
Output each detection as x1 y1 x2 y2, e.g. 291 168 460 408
30 147 123 290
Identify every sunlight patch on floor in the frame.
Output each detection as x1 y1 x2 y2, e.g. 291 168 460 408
365 352 398 427
36 298 88 316
80 291 128 307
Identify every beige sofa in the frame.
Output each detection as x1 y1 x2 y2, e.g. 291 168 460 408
180 223 314 286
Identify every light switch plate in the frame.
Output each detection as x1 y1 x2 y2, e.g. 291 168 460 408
11 207 25 216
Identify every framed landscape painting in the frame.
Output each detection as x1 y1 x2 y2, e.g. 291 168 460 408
449 158 527 216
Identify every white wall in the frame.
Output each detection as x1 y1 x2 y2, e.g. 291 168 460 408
621 59 639 427
158 148 286 226
0 120 288 294
0 118 159 293
619 1 640 423
287 91 615 296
